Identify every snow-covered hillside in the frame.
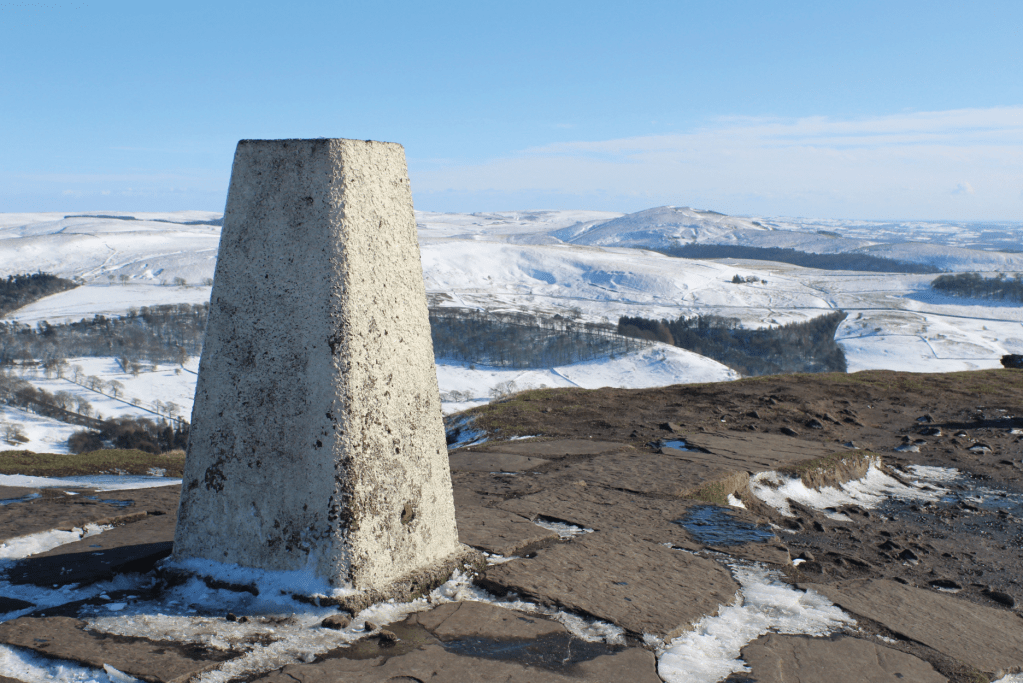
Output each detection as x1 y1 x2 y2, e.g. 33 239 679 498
1 208 1022 452
553 205 1023 272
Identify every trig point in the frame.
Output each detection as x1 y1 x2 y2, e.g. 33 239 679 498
173 138 477 606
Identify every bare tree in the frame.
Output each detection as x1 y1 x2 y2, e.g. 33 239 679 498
489 380 518 399
119 274 130 285
173 276 187 287
71 365 84 383
74 396 92 416
2 422 27 445
108 380 124 400
53 390 73 411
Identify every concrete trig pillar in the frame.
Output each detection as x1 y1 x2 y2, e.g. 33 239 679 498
172 139 477 606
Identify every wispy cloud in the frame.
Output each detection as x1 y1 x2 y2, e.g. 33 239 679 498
413 107 1023 219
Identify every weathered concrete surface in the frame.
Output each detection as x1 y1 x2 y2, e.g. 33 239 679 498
0 617 238 682
740 634 947 683
174 139 465 592
480 530 738 639
803 579 1023 674
254 643 659 683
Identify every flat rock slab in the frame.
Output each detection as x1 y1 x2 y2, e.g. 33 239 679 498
709 541 791 566
803 579 1023 674
472 439 631 459
682 433 830 470
407 600 566 640
255 642 659 683
740 634 946 683
0 616 237 682
450 452 551 472
0 493 139 543
6 513 175 585
0 486 39 500
98 485 183 516
497 486 703 549
455 504 559 556
0 484 180 543
481 530 738 639
543 451 736 498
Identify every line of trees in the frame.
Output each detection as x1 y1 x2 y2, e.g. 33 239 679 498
931 272 1023 303
0 368 188 454
0 272 79 317
618 311 848 376
0 369 106 428
0 303 209 366
67 417 188 455
430 307 650 369
658 244 941 274
2 303 649 371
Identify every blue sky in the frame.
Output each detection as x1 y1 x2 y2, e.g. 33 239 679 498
2 0 1021 219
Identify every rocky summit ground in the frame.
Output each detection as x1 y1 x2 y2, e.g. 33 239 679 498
0 369 1022 682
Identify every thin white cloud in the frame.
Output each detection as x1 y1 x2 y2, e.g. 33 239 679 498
414 107 1023 219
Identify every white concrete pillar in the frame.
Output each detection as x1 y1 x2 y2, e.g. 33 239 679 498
173 139 474 602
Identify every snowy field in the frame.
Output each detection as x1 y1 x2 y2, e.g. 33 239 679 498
1 208 1022 452
2 208 1023 679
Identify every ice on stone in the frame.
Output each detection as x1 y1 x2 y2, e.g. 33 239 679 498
657 564 854 683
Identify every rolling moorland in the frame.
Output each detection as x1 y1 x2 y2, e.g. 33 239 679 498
0 207 1021 682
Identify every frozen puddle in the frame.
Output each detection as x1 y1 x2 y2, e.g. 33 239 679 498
677 506 774 546
656 563 854 683
750 462 950 518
